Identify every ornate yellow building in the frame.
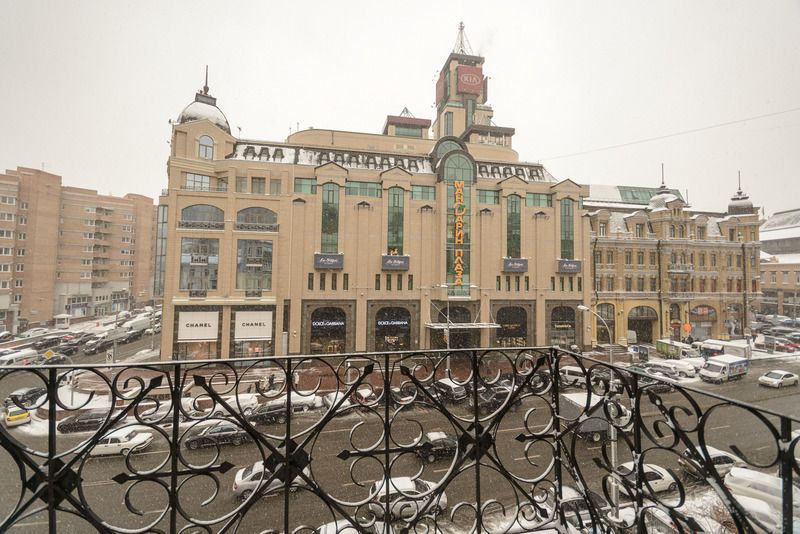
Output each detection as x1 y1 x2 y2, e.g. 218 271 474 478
155 29 592 360
585 181 761 344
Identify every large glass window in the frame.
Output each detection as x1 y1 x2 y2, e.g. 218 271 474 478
236 240 273 291
375 307 411 351
526 193 553 207
185 173 210 191
294 178 317 194
310 307 346 354
270 179 281 196
411 185 435 200
476 190 499 204
236 207 277 231
507 194 521 258
181 204 224 223
346 181 382 197
198 135 214 159
445 112 453 136
251 177 266 194
496 306 527 347
560 198 575 259
179 238 219 290
321 183 339 253
153 205 168 297
387 187 404 255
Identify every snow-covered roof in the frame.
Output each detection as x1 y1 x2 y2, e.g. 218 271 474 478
761 252 800 264
761 226 800 241
178 100 231 134
761 208 800 230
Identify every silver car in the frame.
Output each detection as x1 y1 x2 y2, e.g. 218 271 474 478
368 477 447 519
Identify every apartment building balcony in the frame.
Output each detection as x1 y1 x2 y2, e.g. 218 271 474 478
667 263 694 274
1 348 794 533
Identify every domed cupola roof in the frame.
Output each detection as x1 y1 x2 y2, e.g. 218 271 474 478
728 172 753 215
177 69 231 134
648 181 678 210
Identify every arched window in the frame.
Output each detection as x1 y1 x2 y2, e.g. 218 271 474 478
321 183 339 253
678 225 685 238
507 195 521 258
237 207 277 225
180 204 224 229
199 135 214 159
669 226 675 238
387 187 404 255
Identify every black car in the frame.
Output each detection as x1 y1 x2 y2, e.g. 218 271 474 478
627 366 674 393
37 353 70 365
84 337 114 355
415 431 458 463
33 336 62 350
246 403 286 425
185 422 251 449
61 332 93 346
122 330 143 343
469 387 520 414
5 386 46 409
58 343 80 355
399 383 439 407
57 410 108 433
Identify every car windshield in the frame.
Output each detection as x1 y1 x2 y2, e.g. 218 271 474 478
764 372 783 379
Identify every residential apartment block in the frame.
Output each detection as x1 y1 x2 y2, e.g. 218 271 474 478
0 167 155 333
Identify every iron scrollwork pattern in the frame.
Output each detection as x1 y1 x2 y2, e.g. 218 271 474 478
0 347 797 533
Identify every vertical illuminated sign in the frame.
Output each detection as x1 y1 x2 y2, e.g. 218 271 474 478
444 152 472 296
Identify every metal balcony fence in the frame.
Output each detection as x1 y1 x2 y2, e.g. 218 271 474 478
0 347 797 533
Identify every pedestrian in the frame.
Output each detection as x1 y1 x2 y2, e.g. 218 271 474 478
686 335 694 345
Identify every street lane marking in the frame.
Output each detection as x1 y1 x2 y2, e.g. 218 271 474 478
709 425 730 431
514 455 540 461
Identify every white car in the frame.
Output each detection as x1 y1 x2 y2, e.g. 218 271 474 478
559 366 587 388
368 477 447 519
321 391 353 413
647 359 696 378
232 460 310 500
678 445 744 479
617 462 677 493
317 520 395 534
90 428 153 456
758 370 799 388
724 466 800 514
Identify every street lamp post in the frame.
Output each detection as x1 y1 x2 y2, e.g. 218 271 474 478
578 304 619 517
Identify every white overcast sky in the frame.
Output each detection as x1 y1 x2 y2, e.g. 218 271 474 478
2 1 799 216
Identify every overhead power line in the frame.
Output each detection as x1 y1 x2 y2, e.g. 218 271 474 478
541 106 800 161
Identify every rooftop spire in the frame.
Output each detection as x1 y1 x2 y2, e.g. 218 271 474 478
452 21 474 55
202 65 209 95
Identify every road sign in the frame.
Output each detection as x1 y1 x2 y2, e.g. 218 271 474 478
105 350 113 363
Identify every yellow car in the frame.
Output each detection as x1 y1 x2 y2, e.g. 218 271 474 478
4 406 31 427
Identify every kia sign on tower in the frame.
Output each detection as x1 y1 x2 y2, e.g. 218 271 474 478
457 65 483 95
177 311 219 342
234 311 273 341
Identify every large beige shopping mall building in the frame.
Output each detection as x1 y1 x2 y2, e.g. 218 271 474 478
156 29 761 360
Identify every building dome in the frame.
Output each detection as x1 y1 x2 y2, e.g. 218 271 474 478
177 76 231 134
728 187 753 215
648 182 679 210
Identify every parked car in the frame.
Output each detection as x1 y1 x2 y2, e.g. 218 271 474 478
61 331 94 345
4 405 31 427
232 459 310 500
36 353 70 365
90 427 153 456
469 387 520 414
321 391 353 414
5 386 46 409
433 378 467 402
626 366 675 393
55 343 79 356
351 387 378 407
368 477 447 519
399 383 439 408
33 336 62 350
678 445 744 480
144 323 161 335
758 370 799 388
414 431 458 463
533 485 610 531
246 402 287 426
724 466 800 515
559 366 587 388
20 327 49 338
641 360 695 378
616 462 677 493
185 421 251 449
57 409 108 433
121 329 143 343
0 330 12 341
84 337 114 355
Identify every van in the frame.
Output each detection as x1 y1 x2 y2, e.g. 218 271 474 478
0 348 38 365
724 467 800 515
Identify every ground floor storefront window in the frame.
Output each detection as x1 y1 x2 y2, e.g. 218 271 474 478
173 307 221 360
628 306 657 344
596 303 615 344
230 307 275 359
690 305 717 340
310 307 346 354
495 306 527 347
550 306 575 348
430 306 479 349
375 307 411 352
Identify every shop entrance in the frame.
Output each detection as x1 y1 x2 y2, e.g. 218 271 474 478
550 307 576 348
375 307 411 351
310 307 346 354
495 307 528 347
628 306 657 344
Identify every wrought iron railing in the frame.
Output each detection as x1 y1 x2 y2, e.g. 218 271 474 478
0 347 797 533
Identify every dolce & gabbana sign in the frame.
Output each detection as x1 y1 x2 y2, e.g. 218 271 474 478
314 253 344 269
234 311 273 341
177 311 219 342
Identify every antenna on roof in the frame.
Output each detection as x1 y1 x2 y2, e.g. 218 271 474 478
399 107 416 118
661 163 665 186
202 65 209 95
452 22 474 55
